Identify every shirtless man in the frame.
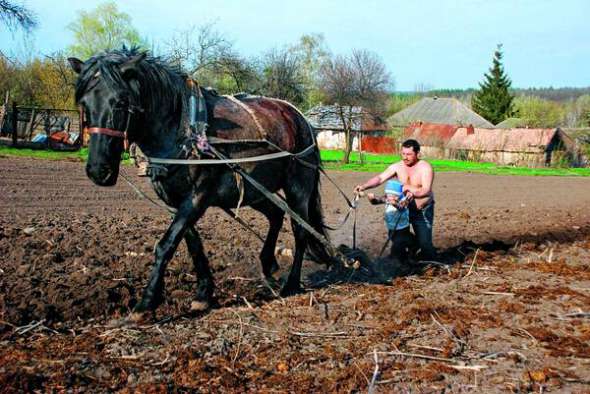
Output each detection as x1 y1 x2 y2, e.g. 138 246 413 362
354 139 436 260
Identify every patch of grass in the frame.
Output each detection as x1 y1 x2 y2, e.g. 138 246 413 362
0 145 133 164
320 150 590 177
0 145 90 161
1 145 588 177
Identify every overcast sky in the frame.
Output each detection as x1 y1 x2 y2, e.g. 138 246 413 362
1 0 588 91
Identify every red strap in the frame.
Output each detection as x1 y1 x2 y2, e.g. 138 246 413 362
88 127 126 139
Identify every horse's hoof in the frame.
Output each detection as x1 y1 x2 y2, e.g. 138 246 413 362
106 312 147 327
190 300 210 312
279 285 304 297
129 312 148 323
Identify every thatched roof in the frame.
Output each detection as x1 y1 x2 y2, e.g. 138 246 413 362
388 97 494 128
447 127 573 153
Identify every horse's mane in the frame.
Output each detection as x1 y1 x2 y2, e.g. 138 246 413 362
74 47 188 115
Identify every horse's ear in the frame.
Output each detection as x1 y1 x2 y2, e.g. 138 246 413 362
120 53 147 79
68 57 84 74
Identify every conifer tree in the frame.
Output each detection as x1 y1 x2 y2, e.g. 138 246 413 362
472 44 514 125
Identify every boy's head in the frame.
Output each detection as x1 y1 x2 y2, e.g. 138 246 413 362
385 179 403 198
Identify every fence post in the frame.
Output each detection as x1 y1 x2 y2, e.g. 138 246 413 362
27 107 36 141
11 102 17 146
44 110 51 147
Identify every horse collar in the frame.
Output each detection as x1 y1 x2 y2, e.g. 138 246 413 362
184 79 210 156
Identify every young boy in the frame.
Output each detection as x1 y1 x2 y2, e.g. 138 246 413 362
367 179 414 263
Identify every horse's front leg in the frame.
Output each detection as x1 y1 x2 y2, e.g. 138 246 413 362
184 225 215 312
131 194 208 320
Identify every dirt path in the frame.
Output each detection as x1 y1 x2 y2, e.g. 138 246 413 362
1 156 589 392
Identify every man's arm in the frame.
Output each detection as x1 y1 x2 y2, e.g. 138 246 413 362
354 163 397 192
403 162 434 198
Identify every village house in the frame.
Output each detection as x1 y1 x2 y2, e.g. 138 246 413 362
305 104 393 153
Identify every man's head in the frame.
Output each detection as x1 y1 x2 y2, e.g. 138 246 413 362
401 139 420 166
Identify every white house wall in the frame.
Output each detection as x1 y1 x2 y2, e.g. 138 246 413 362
316 130 360 151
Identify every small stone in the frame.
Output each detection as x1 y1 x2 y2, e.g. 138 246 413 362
23 227 35 235
572 225 580 230
281 248 293 257
276 361 289 373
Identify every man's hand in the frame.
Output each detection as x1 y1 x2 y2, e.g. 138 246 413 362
404 190 414 203
354 184 364 194
398 198 410 209
366 192 382 205
385 194 398 204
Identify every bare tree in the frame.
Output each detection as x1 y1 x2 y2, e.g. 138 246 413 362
216 53 259 93
0 0 37 32
165 22 233 75
290 33 330 109
414 82 434 95
319 49 392 163
164 22 259 94
259 47 306 106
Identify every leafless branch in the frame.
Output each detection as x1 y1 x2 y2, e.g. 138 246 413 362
0 0 37 32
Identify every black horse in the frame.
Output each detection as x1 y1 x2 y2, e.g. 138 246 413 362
68 48 332 320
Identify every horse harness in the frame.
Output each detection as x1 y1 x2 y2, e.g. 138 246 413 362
94 78 359 263
81 87 144 151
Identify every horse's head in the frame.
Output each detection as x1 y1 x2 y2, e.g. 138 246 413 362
69 51 146 186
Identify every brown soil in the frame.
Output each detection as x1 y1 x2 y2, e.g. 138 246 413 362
1 156 589 392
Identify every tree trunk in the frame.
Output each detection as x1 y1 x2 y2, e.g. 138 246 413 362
338 106 352 164
359 130 364 164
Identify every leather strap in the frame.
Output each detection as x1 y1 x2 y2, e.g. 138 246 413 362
88 127 126 139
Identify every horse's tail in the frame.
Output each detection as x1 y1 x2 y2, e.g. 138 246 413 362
281 100 334 264
306 169 335 265
303 118 335 265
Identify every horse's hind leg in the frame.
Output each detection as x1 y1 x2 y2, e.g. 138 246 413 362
280 173 315 297
184 225 215 312
280 217 308 296
251 200 284 278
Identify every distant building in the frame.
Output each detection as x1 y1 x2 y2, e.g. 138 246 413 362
404 122 461 158
305 104 393 152
446 127 575 167
388 97 494 128
563 128 590 167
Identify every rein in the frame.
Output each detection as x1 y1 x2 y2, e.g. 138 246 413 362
88 127 126 139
